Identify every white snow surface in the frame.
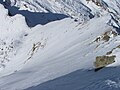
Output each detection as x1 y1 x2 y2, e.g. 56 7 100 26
0 0 120 90
4 0 120 23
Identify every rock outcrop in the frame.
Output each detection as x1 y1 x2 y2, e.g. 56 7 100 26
94 55 116 71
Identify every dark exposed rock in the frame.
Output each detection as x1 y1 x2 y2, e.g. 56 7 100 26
117 45 120 48
106 50 113 55
94 30 118 43
106 45 120 55
94 55 116 69
102 34 110 41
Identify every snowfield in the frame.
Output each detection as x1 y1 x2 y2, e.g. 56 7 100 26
0 0 120 90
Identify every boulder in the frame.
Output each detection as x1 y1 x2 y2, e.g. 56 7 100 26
94 55 116 69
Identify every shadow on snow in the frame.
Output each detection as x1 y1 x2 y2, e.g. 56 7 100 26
0 1 68 27
25 67 120 90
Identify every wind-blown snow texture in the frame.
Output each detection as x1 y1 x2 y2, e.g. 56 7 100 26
0 0 120 90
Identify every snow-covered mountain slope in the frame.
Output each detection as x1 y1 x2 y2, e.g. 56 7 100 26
0 0 120 90
3 0 94 23
25 67 120 90
4 0 120 26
